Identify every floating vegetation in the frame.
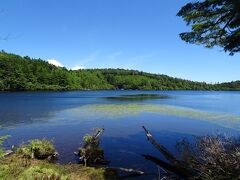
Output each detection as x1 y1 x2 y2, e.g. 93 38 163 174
16 139 58 160
67 104 240 131
104 94 171 101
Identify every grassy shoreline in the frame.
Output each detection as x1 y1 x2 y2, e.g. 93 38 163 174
0 137 117 180
0 155 117 180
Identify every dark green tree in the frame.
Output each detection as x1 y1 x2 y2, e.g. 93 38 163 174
177 0 240 55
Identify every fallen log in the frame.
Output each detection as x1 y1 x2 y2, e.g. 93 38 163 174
93 128 104 139
106 167 145 175
142 126 195 178
2 150 14 157
105 167 145 178
142 154 186 178
142 126 179 165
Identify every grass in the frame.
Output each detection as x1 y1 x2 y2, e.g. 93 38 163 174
0 138 117 180
0 155 117 180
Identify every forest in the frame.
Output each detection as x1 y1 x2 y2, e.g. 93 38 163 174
0 51 239 91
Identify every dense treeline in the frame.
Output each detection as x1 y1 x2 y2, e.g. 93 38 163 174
0 51 239 91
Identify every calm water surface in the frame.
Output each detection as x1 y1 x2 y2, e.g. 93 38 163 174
0 91 240 179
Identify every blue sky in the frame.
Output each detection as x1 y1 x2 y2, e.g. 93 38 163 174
0 0 239 83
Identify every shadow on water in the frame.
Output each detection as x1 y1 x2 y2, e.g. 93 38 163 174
103 94 171 102
0 91 102 128
0 93 170 128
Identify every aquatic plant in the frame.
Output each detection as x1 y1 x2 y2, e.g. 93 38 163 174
75 128 106 166
16 139 58 160
68 104 240 131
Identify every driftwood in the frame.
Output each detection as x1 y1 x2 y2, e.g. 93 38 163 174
2 150 14 158
142 126 195 178
93 128 104 139
142 154 181 174
106 167 145 179
106 167 144 175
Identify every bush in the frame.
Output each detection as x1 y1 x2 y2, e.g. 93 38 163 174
177 135 240 179
16 139 57 160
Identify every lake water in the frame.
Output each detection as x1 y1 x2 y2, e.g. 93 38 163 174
0 91 240 179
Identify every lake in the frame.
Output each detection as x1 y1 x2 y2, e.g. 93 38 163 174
0 90 240 179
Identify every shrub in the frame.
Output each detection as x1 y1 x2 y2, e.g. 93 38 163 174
16 139 57 160
177 135 240 179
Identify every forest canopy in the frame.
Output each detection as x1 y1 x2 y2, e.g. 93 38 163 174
0 51 239 91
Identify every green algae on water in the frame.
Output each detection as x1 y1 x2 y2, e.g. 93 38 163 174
66 104 240 131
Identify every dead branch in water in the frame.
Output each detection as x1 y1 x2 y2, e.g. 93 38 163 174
105 167 146 179
93 128 104 139
106 167 144 175
142 126 179 164
142 126 194 178
142 154 181 175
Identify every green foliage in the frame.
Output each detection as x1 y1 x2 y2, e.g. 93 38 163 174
83 134 95 144
177 0 240 55
78 129 105 166
16 139 57 160
0 51 239 91
0 135 10 158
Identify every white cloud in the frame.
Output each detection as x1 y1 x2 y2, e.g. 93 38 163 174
47 59 64 67
71 66 85 70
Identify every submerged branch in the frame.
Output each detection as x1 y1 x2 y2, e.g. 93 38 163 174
106 167 144 175
142 154 179 175
142 126 179 164
142 126 194 178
